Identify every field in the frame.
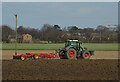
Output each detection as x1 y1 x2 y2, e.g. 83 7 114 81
2 59 119 80
2 49 119 80
2 43 119 51
2 43 119 80
2 50 119 80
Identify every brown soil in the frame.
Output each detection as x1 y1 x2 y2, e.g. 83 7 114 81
2 59 119 80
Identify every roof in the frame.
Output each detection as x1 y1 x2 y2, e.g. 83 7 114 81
67 40 78 42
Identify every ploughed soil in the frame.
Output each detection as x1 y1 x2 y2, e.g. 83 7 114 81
2 59 119 80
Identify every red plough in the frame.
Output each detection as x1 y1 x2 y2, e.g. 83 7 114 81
13 52 60 60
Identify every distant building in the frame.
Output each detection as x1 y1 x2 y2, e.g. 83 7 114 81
8 34 32 43
8 35 16 43
22 34 32 43
91 33 101 40
66 33 71 36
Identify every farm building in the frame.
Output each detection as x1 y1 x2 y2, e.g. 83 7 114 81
8 34 32 43
22 34 32 43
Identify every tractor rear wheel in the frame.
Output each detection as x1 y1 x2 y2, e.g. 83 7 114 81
33 54 39 60
66 48 77 59
82 51 90 59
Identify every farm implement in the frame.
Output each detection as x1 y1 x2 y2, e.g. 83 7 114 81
13 52 59 60
13 40 94 60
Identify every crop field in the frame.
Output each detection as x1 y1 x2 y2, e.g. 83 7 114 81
2 43 119 51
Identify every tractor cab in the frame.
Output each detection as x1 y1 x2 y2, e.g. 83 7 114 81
65 40 78 47
65 40 83 51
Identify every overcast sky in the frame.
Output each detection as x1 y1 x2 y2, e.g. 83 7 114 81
1 0 120 2
2 2 118 29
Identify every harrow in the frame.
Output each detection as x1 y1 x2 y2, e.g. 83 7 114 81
13 52 59 60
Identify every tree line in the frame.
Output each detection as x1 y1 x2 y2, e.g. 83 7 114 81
1 24 119 43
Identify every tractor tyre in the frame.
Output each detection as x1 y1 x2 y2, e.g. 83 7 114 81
82 51 90 59
33 54 39 60
66 48 77 59
59 50 66 59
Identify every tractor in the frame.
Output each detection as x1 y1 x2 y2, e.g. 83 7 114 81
59 40 94 59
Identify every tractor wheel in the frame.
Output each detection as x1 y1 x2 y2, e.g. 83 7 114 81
33 54 39 60
82 51 90 59
66 48 77 59
59 50 66 59
21 56 26 60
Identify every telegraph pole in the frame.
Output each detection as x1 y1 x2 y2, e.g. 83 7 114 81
14 14 17 55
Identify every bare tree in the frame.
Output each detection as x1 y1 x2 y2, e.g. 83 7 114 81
2 25 15 42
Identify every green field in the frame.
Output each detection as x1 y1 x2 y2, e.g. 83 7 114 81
2 43 119 51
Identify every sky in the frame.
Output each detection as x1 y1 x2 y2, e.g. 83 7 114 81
1 0 120 2
2 2 118 29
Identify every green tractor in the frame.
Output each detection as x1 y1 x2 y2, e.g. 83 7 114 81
59 40 94 59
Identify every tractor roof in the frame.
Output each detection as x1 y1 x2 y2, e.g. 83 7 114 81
67 40 78 42
66 40 82 44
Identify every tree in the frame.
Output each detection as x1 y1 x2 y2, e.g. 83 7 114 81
53 25 61 30
68 26 79 34
40 24 53 41
96 25 106 31
17 26 25 35
2 25 15 42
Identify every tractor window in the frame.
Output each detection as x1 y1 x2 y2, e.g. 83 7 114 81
65 42 70 47
65 41 78 48
71 42 77 46
71 42 78 49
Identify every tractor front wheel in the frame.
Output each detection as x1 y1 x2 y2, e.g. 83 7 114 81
66 48 77 59
82 51 90 59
